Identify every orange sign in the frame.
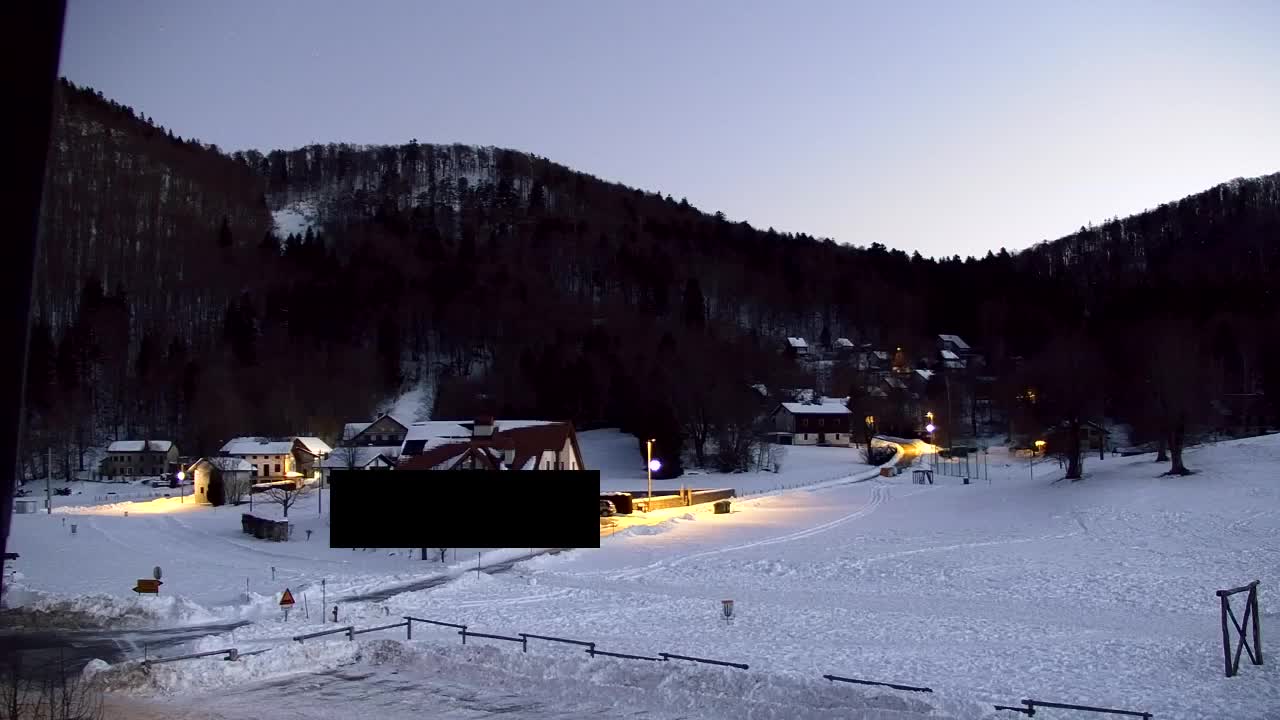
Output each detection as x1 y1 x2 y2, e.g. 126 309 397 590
133 579 162 594
280 588 296 606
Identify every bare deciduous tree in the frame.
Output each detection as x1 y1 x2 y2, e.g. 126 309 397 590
262 481 309 518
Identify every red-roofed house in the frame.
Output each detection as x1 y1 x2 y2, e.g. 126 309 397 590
397 418 585 471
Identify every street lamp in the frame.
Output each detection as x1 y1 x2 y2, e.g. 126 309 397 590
645 439 658 509
1031 439 1046 479
177 470 186 504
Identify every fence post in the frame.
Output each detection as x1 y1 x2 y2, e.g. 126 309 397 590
406 618 412 640
1222 592 1237 676
347 627 354 641
1252 584 1263 665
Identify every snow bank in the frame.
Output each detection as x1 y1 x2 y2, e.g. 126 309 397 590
90 637 971 719
0 584 225 628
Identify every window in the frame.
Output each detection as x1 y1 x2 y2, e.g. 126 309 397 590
274 464 281 474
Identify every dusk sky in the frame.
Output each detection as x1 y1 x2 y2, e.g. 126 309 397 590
59 0 1280 257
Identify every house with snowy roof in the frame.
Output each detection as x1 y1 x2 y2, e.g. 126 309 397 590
219 436 333 483
769 401 853 446
189 456 254 506
320 445 401 480
940 349 967 370
341 413 410 447
397 417 584 471
937 334 971 356
100 440 179 480
784 337 809 356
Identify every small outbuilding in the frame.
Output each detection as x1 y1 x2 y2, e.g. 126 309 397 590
190 456 254 506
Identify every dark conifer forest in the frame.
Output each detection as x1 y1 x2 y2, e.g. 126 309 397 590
21 79 1280 477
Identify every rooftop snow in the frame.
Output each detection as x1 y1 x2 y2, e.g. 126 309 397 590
343 422 373 440
780 402 852 415
938 334 970 350
940 349 961 360
295 437 333 456
106 440 173 453
197 457 253 472
221 438 295 455
321 446 402 469
835 338 855 348
403 419 556 443
786 337 808 348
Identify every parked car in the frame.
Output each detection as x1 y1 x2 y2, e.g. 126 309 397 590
600 499 617 517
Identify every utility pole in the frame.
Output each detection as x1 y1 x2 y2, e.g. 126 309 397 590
646 439 653 507
46 447 53 514
945 374 953 452
317 452 324 515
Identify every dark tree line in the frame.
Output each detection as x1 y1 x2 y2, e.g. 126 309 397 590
21 80 1280 481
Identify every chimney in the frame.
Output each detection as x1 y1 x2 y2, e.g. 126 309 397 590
472 417 496 439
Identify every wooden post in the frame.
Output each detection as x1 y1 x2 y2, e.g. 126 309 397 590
1221 592 1234 677
1251 583 1263 665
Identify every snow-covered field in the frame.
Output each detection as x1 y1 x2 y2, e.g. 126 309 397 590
7 433 1280 718
582 427 881 495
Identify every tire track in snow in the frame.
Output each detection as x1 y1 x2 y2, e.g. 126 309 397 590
847 529 1085 569
448 587 575 609
610 483 900 582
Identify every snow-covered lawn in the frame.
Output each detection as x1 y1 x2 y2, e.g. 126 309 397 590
582 427 880 495
9 432 1280 718
100 434 1280 719
3 490 545 626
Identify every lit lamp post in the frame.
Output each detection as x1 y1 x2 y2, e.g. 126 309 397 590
645 438 659 510
1031 439 1046 479
177 470 186 504
864 415 875 449
925 421 937 469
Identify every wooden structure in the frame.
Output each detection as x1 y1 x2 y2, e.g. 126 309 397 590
1218 580 1262 677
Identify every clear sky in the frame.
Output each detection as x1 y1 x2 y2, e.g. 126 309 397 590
58 0 1280 257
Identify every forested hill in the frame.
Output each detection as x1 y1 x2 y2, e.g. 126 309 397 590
22 79 1280 474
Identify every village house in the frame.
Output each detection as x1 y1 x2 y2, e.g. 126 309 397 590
218 436 331 483
770 401 853 446
320 445 400 481
189 456 254 506
100 440 179 480
937 334 971 357
293 437 333 478
341 414 410 447
397 417 585 471
785 337 809 357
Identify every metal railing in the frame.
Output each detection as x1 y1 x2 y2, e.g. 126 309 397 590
823 673 931 693
660 652 748 670
293 626 354 642
995 698 1152 719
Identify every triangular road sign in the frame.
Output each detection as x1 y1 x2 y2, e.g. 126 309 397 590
280 588 295 606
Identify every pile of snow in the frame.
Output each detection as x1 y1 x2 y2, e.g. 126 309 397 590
0 585 225 628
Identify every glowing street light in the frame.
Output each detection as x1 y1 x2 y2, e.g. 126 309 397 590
177 470 186 503
925 423 936 435
648 459 662 473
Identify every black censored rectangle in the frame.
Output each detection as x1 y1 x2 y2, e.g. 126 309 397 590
328 470 601 548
